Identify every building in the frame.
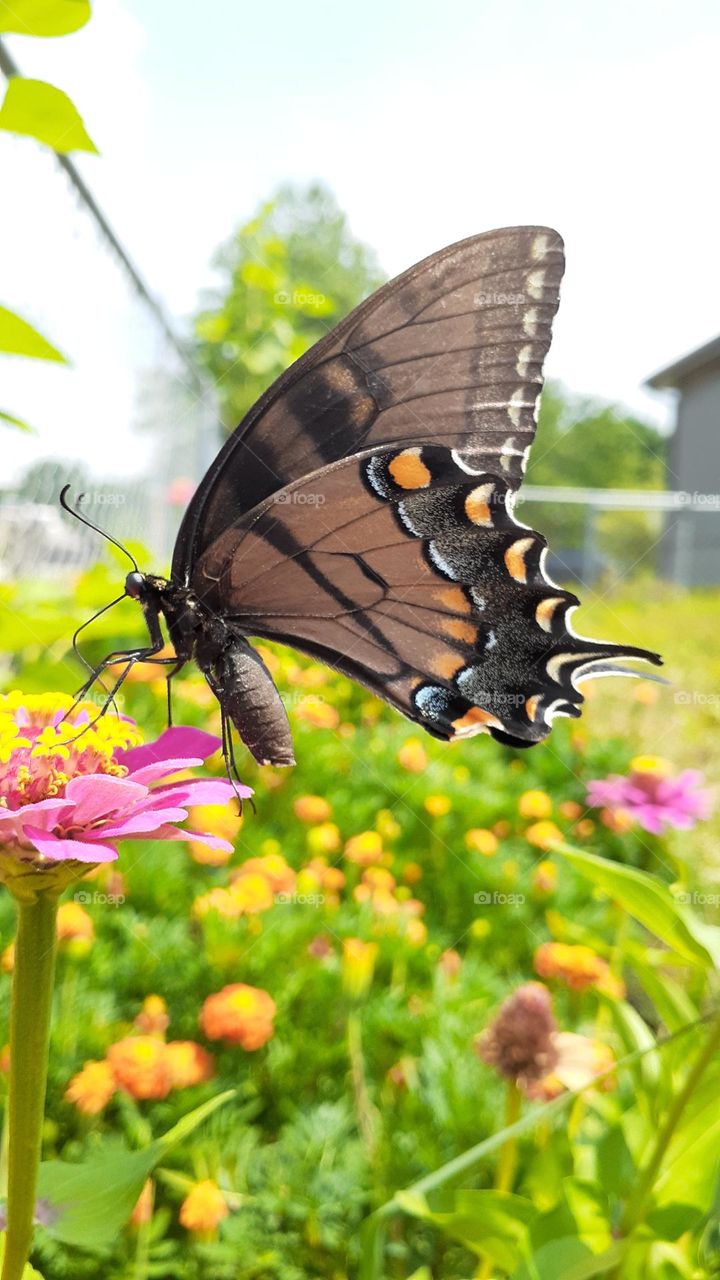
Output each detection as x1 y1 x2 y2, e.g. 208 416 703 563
646 336 720 584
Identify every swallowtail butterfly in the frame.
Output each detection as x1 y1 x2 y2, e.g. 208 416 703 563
67 226 662 769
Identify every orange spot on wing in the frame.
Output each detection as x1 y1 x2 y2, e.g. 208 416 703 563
451 706 502 737
535 596 565 632
388 449 432 490
438 586 471 614
504 537 535 583
443 618 478 644
464 486 493 526
525 694 541 722
432 652 465 680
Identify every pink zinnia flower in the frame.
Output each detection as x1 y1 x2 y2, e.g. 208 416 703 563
0 692 246 875
586 764 711 836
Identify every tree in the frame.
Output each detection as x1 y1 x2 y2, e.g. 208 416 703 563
193 183 384 431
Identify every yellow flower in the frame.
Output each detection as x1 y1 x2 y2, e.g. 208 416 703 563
165 1041 215 1088
465 828 498 856
306 821 341 854
65 1059 116 1115
187 803 241 866
295 696 340 730
229 872 275 915
56 901 94 955
375 809 401 841
345 830 384 866
630 754 671 775
533 861 558 895
525 821 563 851
397 738 427 773
404 918 427 947
134 994 169 1037
633 683 659 705
518 789 552 819
179 1179 229 1236
233 853 295 895
341 938 378 998
293 795 332 823
424 794 451 818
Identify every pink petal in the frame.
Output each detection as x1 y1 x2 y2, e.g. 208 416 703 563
151 824 234 853
98 807 191 838
118 727 221 773
0 798 71 833
64 775 148 825
151 780 246 806
24 827 118 864
123 757 205 787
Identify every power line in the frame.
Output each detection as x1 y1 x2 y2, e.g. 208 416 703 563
0 36 205 391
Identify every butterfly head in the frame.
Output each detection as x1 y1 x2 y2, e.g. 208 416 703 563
124 571 149 600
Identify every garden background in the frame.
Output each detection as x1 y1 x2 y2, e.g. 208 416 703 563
1 3 719 1278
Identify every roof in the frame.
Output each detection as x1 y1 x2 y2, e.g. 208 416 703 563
646 334 720 389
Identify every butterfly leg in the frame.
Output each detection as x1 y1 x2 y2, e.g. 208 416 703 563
163 659 187 728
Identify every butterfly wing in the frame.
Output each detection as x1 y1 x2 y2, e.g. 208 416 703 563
189 447 662 749
172 226 564 583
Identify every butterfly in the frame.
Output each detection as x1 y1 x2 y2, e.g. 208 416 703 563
66 225 661 772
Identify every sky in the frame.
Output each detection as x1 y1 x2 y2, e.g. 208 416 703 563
2 0 720 484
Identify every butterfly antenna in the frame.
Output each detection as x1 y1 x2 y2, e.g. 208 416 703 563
59 485 140 573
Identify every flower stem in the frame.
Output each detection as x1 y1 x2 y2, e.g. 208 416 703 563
2 890 59 1280
477 1082 522 1279
619 1011 720 1237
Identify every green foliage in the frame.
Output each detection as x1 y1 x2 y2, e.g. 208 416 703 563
0 0 90 37
194 183 384 430
529 383 667 491
0 77 97 153
0 306 66 363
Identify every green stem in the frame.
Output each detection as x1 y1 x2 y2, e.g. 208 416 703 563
347 1009 378 1159
1 891 59 1280
619 1012 720 1237
477 1083 522 1278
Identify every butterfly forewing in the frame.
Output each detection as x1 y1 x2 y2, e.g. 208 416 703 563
172 226 564 581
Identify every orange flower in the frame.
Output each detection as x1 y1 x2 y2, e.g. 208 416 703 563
200 983 276 1050
439 948 462 979
295 695 340 730
179 1179 229 1235
188 802 241 867
229 871 276 914
1 942 14 973
232 852 296 896
134 994 169 1037
424 794 451 818
519 789 553 819
465 828 498 856
558 800 583 820
109 644 176 683
402 861 423 885
344 830 384 866
65 1059 117 1115
404 918 427 947
165 1040 215 1088
293 795 332 823
534 942 624 998
525 821 563 851
573 818 595 838
107 1036 173 1100
130 1179 154 1227
397 738 427 773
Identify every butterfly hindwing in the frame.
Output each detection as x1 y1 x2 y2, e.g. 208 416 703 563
189 446 661 749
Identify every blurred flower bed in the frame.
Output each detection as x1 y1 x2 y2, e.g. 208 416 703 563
0 563 718 1279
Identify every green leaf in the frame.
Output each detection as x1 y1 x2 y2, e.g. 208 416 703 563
397 1189 535 1270
556 844 720 968
0 78 97 153
647 1202 705 1241
0 305 66 362
607 999 661 1101
36 1090 234 1251
0 408 35 432
0 0 91 36
633 961 699 1032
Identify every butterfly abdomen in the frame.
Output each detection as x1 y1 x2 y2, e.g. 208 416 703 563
194 627 295 768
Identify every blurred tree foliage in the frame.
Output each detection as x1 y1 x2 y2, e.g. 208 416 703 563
194 182 385 431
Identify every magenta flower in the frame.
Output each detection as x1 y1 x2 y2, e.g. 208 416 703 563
586 766 711 835
0 692 246 870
